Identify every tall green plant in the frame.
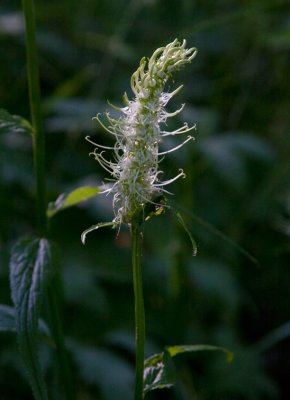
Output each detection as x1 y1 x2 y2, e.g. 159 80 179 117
0 28 232 400
21 0 47 236
1 1 75 399
81 39 232 399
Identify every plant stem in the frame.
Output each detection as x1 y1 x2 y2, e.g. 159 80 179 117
47 283 75 400
22 0 47 236
131 221 145 400
22 2 74 399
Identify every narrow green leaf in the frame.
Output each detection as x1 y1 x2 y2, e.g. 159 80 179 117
9 237 55 400
188 211 258 264
47 186 101 218
0 108 32 135
81 221 115 244
166 344 234 363
169 199 258 265
173 209 198 256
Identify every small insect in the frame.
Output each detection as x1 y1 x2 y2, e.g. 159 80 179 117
143 194 166 222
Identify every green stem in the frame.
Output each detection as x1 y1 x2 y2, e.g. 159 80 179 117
22 0 47 236
22 2 74 399
47 283 75 400
131 221 145 400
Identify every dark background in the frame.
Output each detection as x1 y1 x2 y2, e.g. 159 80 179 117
1 0 290 399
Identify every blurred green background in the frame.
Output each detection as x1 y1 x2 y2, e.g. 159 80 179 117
1 0 290 399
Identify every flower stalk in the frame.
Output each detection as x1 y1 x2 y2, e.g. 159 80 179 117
22 0 47 236
84 39 197 398
131 221 145 400
22 1 74 399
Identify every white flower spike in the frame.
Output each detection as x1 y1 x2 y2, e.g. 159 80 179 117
87 39 197 225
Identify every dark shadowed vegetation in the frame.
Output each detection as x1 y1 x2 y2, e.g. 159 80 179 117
1 0 290 399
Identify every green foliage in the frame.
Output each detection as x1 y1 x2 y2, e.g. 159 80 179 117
9 237 55 400
0 305 17 332
144 345 232 396
0 304 51 338
1 0 290 399
47 186 101 218
69 341 134 400
144 350 176 394
0 108 32 136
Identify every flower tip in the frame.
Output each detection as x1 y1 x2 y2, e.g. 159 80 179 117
92 113 101 121
178 168 186 179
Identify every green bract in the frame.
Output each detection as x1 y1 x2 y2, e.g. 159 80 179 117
87 39 197 225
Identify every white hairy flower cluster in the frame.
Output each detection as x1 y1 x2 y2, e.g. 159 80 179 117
87 39 197 225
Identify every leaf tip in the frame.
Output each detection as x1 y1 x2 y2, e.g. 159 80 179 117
81 232 87 245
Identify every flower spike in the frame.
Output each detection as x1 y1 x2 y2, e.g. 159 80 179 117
87 39 197 226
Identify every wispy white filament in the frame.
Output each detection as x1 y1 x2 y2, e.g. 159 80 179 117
88 39 197 224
